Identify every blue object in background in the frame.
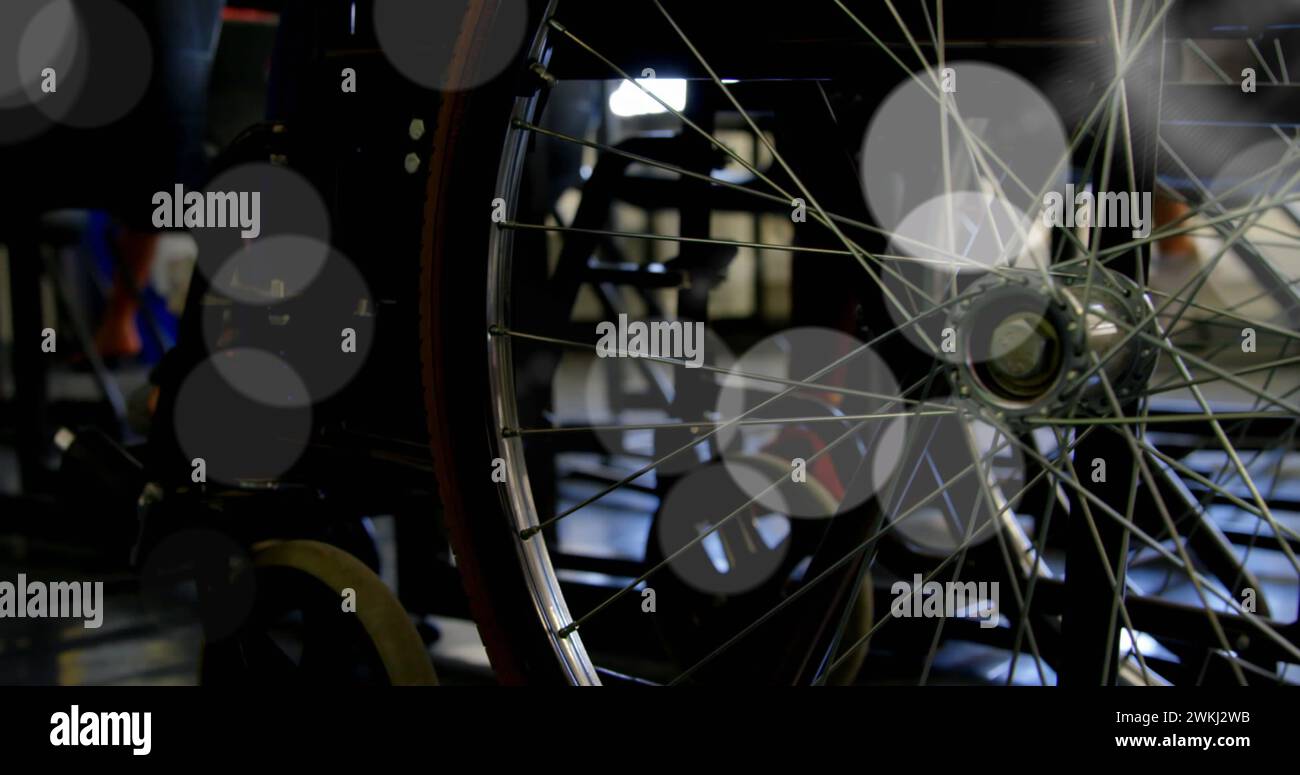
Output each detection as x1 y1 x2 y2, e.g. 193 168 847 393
84 211 178 365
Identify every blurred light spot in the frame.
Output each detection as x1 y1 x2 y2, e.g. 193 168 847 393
609 78 687 117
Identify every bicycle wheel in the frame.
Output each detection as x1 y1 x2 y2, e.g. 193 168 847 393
423 0 1300 685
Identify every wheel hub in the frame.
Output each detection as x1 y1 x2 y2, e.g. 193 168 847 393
949 270 1158 421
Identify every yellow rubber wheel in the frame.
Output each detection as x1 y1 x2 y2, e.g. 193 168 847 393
250 540 438 686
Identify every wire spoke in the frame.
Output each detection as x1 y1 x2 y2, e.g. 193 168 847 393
994 422 1300 666
511 302 958 538
510 118 1007 269
1089 362 1247 684
1030 411 1299 427
649 0 957 351
494 325 954 407
502 221 858 257
680 424 1074 683
563 409 877 638
951 417 1052 684
544 16 962 310
510 410 950 437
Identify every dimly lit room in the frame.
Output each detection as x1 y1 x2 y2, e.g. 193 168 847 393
0 0 1295 755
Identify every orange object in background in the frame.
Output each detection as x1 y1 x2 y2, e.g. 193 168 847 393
92 229 159 360
1153 195 1198 261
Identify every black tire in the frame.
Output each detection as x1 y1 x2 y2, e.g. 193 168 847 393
419 0 572 684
